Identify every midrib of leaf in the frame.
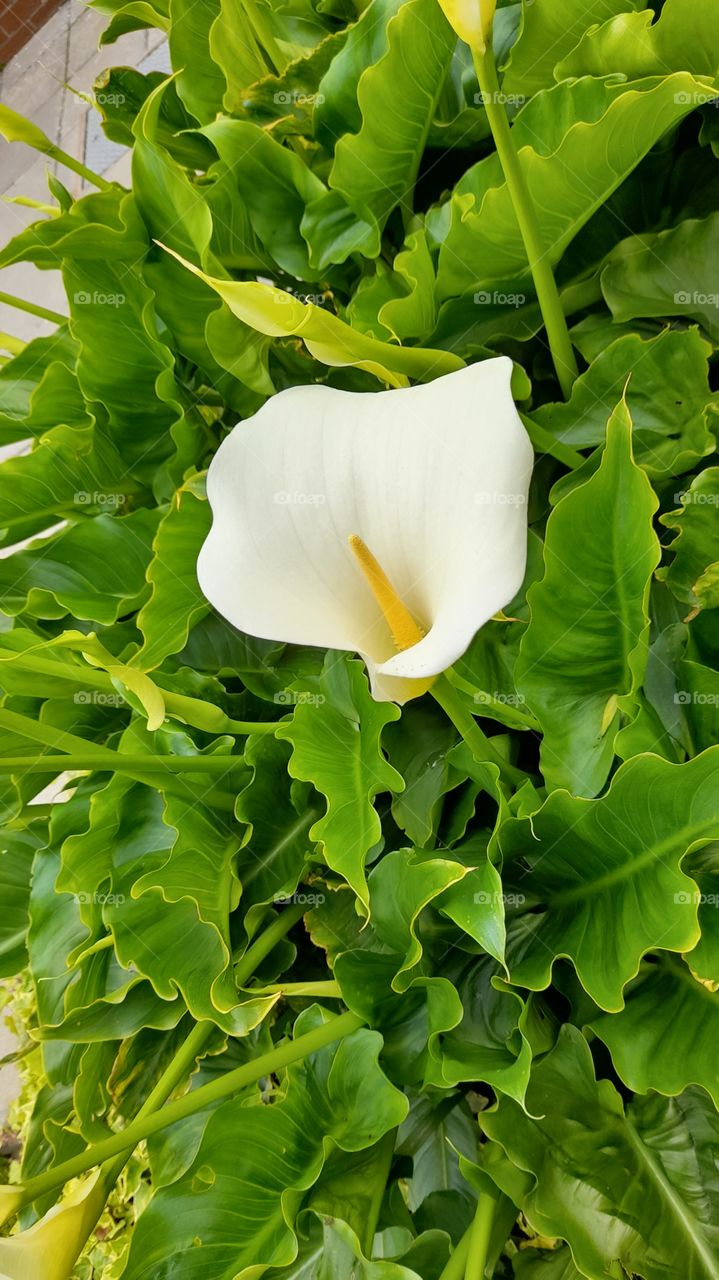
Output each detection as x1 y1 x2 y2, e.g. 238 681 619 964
663 954 719 1009
547 817 716 906
244 808 318 885
622 1115 719 1279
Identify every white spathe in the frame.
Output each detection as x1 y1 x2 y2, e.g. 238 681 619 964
198 357 533 703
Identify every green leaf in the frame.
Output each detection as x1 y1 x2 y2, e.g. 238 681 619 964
602 213 719 342
0 828 38 978
235 733 315 921
95 66 214 167
589 955 719 1107
499 749 719 1011
121 1009 408 1279
0 330 87 444
658 467 719 615
481 1028 719 1280
513 1248 585 1280
88 0 170 43
558 0 719 81
314 0 403 150
134 476 211 670
276 656 404 906
530 328 718 479
0 103 68 157
678 658 719 754
58 761 274 1034
501 0 643 98
384 702 460 848
59 197 191 480
209 0 272 111
516 400 660 796
0 424 136 547
0 510 159 624
433 954 534 1104
302 0 455 266
202 118 326 278
433 73 719 301
169 0 226 124
0 190 147 270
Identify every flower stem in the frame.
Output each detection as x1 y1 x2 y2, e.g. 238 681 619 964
0 754 244 774
234 901 306 986
252 981 342 997
17 1011 362 1202
438 1224 472 1280
0 649 277 736
0 709 237 811
51 146 113 191
431 675 526 788
472 43 578 399
465 1190 498 1280
0 290 67 325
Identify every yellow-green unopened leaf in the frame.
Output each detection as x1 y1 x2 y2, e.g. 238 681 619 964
159 244 464 387
0 104 56 156
0 1170 109 1280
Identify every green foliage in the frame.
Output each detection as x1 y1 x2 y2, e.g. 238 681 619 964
0 0 718 1275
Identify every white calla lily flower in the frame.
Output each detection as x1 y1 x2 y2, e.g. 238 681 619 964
198 357 533 704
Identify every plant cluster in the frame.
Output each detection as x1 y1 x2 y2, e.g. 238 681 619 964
0 0 718 1276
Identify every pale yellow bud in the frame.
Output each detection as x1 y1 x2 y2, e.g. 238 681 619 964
435 0 496 51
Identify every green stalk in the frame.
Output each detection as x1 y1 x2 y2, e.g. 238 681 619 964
431 675 526 788
12 904 322 1230
465 1190 498 1280
363 1128 397 1257
234 901 306 986
0 291 67 325
0 649 277 736
45 142 113 192
0 754 243 774
253 981 342 998
18 1011 363 1204
472 43 578 399
0 709 237 812
438 1224 472 1280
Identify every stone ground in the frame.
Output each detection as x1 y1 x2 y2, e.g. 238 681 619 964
0 0 169 1123
0 0 169 343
